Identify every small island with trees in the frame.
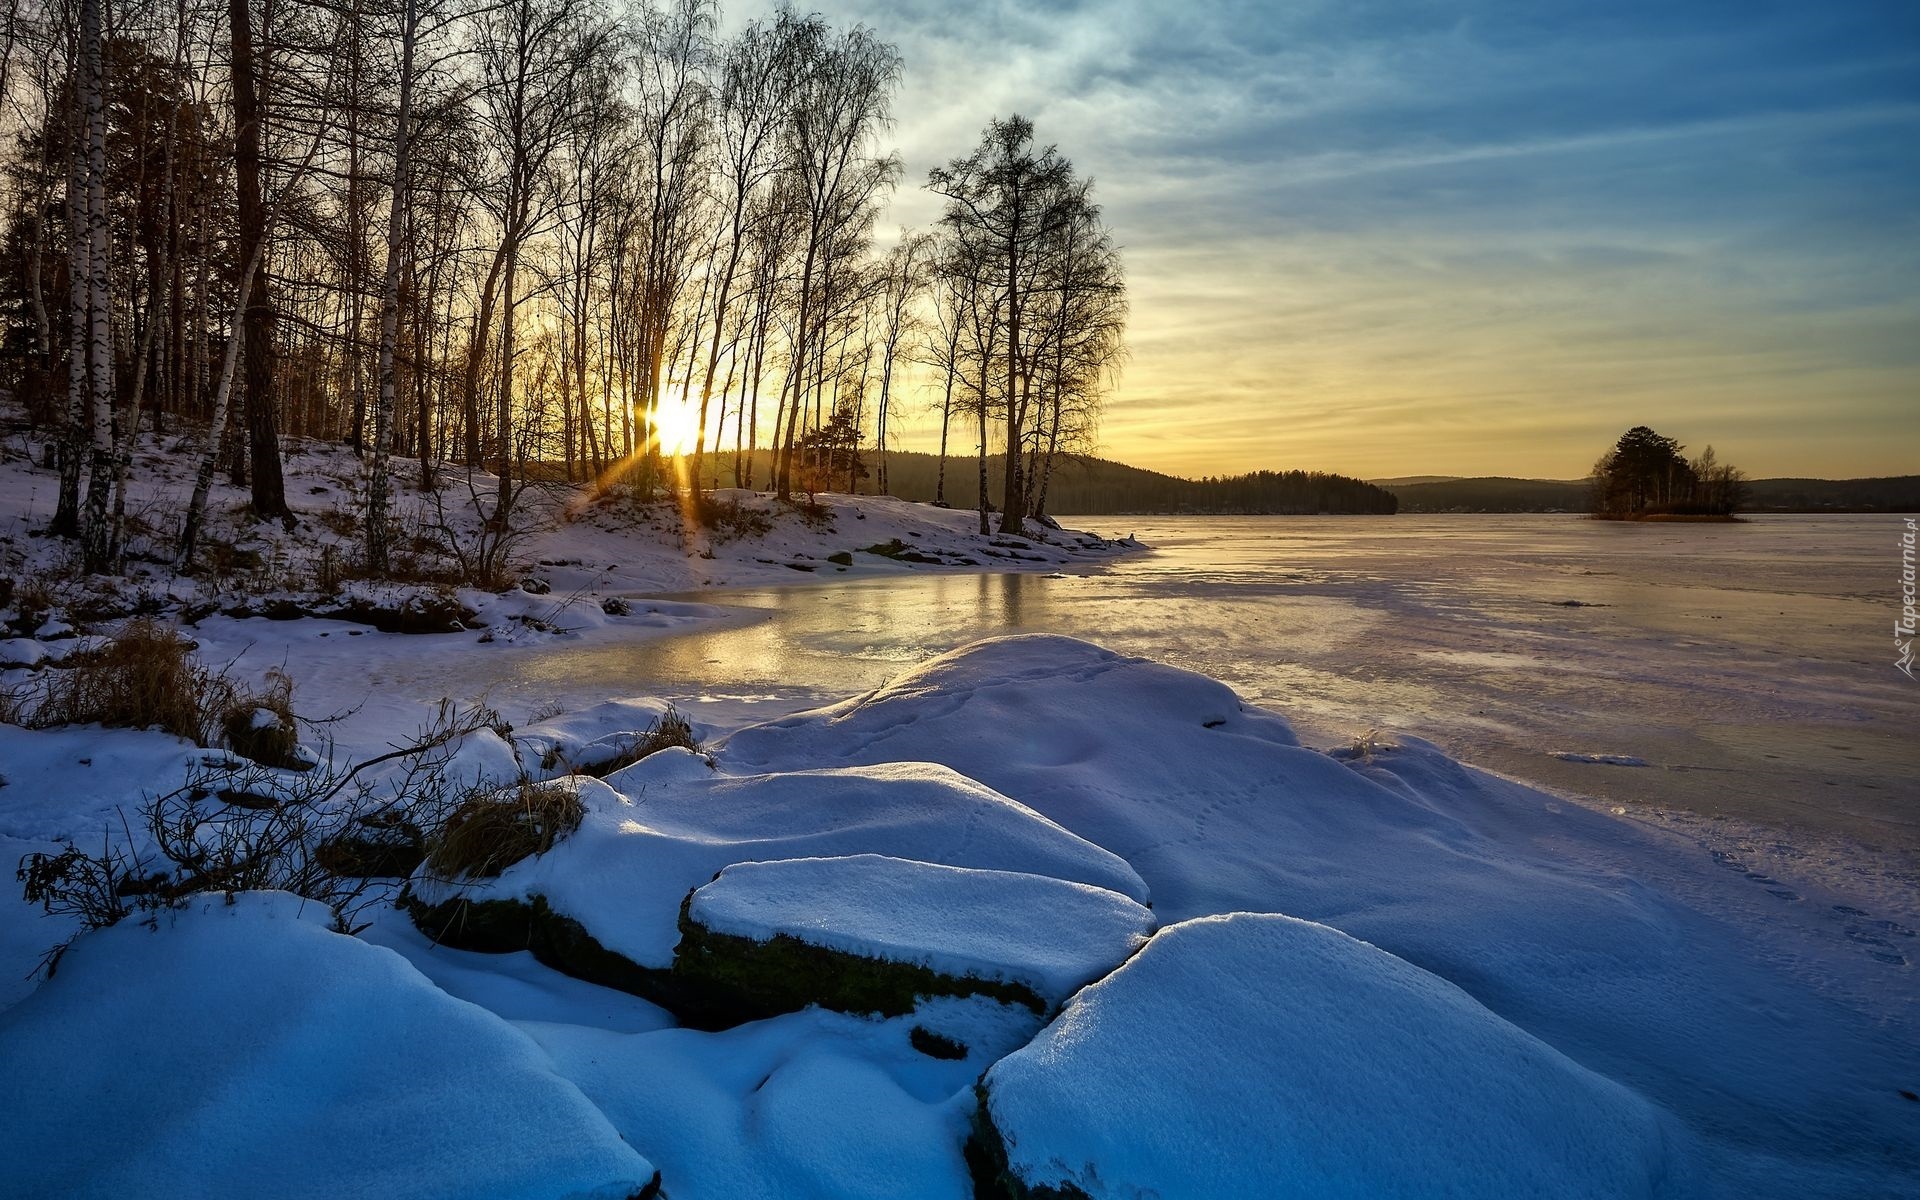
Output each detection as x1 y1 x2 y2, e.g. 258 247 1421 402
1588 426 1747 521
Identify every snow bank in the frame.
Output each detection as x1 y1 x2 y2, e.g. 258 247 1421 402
686 854 1154 1008
0 723 214 841
721 634 1489 925
412 754 1149 970
0 892 657 1200
981 913 1688 1200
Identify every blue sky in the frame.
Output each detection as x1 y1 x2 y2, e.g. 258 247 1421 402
802 0 1920 478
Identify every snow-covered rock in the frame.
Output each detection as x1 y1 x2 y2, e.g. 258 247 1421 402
411 755 1149 975
0 892 659 1200
0 637 50 668
681 854 1155 1013
728 636 1920 1195
977 912 1690 1200
726 636 1559 927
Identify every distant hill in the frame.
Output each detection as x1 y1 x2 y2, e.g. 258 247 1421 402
696 450 1397 514
1741 477 1920 512
1385 475 1920 513
682 450 1912 516
1386 478 1589 512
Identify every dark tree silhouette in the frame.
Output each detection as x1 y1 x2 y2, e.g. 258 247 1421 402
1590 426 1745 517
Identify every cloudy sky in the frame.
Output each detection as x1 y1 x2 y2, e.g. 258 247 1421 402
798 0 1919 480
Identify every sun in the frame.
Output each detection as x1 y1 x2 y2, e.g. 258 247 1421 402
653 393 701 458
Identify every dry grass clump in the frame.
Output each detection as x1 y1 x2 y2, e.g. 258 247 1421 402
572 707 704 778
424 780 585 880
219 667 303 768
34 620 228 742
0 678 29 726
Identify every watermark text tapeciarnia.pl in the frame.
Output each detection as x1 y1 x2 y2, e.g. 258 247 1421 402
1899 517 1916 679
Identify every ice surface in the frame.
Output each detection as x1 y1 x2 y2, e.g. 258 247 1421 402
0 892 656 1200
687 854 1155 1006
984 912 1690 1199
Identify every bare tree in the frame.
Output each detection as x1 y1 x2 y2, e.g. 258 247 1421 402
868 228 928 494
928 114 1075 535
770 14 898 500
229 0 294 523
471 0 613 525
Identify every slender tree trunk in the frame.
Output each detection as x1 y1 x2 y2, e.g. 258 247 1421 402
494 232 520 523
462 245 507 467
79 0 116 568
741 300 769 489
230 0 291 523
934 316 959 505
365 0 415 573
775 231 821 498
181 246 265 565
53 74 87 538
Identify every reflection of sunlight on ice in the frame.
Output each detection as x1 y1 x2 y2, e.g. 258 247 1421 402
463 513 1911 845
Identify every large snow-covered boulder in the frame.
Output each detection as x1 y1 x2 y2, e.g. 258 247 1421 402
722 634 1443 924
409 753 1150 1017
723 634 1920 1188
975 913 1690 1200
0 892 659 1200
676 854 1155 1021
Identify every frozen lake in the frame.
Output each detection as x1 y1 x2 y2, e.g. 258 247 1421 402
481 513 1917 851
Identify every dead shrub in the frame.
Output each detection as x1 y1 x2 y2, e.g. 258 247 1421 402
0 680 28 726
17 699 504 971
314 507 360 538
35 620 228 742
698 496 773 543
424 780 585 880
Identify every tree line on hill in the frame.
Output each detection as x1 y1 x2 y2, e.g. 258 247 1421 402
1388 473 1917 514
0 0 1124 577
688 449 1398 515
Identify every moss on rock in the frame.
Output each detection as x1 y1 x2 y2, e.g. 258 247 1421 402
669 897 1049 1027
963 1083 1095 1200
405 892 722 1023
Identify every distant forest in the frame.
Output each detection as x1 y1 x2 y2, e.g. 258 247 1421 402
1386 476 1920 513
682 449 1399 514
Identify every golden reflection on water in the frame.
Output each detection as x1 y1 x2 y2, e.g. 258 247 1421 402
471 514 1913 843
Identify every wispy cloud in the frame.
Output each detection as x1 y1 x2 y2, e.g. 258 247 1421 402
797 0 1920 477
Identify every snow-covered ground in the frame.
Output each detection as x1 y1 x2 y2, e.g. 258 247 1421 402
2 632 1914 1198
0 407 1134 662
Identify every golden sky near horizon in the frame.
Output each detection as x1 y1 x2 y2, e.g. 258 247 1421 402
798 0 1920 482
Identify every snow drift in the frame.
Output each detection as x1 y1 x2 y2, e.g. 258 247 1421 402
0 892 657 1200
